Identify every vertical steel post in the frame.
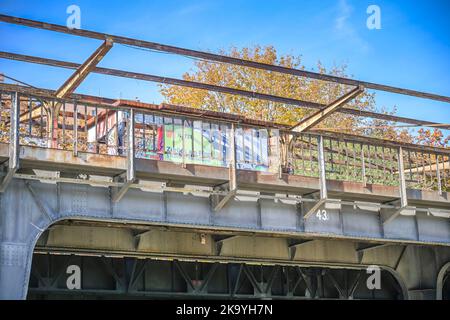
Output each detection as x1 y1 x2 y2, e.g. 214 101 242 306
73 101 78 157
318 135 327 200
127 108 136 182
436 154 442 196
382 147 410 225
182 118 186 168
361 145 366 186
278 143 283 179
303 136 330 219
211 124 237 212
111 108 135 203
398 147 408 207
0 92 20 192
9 92 20 170
229 123 237 191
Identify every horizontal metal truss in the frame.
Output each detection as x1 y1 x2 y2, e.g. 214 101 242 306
1 52 449 130
1 14 449 104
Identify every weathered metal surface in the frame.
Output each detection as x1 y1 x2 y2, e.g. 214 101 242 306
292 86 364 132
3 52 450 129
3 83 450 149
56 39 113 99
1 15 449 301
0 174 448 299
29 222 450 299
1 143 447 208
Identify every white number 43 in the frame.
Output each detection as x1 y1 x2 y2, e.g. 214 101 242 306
316 209 329 221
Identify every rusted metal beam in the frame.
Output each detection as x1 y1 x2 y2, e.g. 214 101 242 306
49 39 112 148
2 52 450 131
0 82 116 105
56 39 113 99
1 82 449 157
1 14 449 103
0 51 323 109
292 86 364 132
19 104 45 123
15 40 112 127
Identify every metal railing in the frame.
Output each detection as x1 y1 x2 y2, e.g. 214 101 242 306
290 134 401 186
289 131 450 193
1 90 449 195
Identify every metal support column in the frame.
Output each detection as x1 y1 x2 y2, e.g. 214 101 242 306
0 242 34 299
212 124 237 212
304 135 328 219
73 101 78 157
436 155 442 196
112 109 135 203
0 92 20 192
382 147 415 224
398 147 408 208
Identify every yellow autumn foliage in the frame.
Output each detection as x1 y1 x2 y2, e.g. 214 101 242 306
160 45 377 132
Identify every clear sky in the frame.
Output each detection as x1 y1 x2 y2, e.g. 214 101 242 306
0 0 449 131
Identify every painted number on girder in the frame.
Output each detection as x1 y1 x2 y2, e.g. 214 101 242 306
316 209 329 221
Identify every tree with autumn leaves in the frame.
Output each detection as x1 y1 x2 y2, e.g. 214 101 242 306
416 128 450 147
160 45 449 147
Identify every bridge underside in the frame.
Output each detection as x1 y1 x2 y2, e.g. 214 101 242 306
28 250 404 300
0 177 449 299
26 221 450 300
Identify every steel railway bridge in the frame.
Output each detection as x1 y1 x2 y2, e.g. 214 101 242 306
0 15 449 300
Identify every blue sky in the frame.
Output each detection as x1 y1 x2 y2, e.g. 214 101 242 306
0 0 449 130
